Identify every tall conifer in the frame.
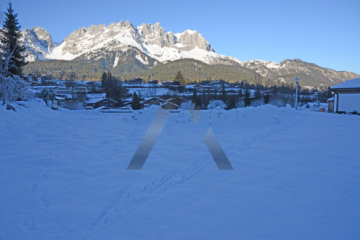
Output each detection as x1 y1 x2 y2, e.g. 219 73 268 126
1 2 26 77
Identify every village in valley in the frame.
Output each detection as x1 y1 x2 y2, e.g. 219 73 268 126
23 70 353 114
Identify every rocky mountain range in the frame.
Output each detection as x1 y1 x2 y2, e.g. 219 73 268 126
21 21 360 87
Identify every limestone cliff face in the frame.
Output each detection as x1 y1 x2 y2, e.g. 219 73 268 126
21 27 58 61
21 21 218 64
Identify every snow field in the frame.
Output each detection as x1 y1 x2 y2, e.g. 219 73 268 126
0 99 359 239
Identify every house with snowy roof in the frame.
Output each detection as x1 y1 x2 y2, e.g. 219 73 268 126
142 97 167 107
166 96 189 106
85 93 117 109
160 96 190 110
161 101 179 110
330 78 360 114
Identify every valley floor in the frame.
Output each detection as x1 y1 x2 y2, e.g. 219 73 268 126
0 100 359 239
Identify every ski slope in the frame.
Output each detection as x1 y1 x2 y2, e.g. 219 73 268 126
0 100 359 239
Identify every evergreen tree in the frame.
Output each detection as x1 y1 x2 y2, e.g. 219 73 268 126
1 2 26 77
174 71 186 86
244 89 251 107
100 72 107 87
131 92 141 110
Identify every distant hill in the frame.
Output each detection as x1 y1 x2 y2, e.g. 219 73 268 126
24 58 266 84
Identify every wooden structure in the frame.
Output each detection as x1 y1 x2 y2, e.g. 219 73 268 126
142 97 166 106
167 96 190 106
161 102 179 110
86 98 117 109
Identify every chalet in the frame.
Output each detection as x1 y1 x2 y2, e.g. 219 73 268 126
142 97 166 107
167 96 190 106
161 101 179 110
86 97 117 109
330 78 360 114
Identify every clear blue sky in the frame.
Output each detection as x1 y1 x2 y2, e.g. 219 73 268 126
2 0 360 74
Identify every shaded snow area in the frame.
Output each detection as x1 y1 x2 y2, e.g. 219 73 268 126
1 100 360 239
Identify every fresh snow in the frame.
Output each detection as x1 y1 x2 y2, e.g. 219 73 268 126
46 41 79 61
134 54 149 65
1 100 360 239
113 53 120 68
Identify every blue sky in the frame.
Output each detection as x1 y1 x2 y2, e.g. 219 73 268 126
2 0 360 74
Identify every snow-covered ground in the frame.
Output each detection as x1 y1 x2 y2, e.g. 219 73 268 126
1 100 359 239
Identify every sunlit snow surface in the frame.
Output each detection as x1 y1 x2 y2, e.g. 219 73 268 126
0 100 359 239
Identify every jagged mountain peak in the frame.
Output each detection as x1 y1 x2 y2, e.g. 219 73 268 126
21 27 57 62
21 21 359 86
22 20 223 64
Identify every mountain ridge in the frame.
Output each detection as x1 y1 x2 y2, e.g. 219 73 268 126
20 21 360 87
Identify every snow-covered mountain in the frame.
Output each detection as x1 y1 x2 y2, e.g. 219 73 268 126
21 21 243 66
21 21 360 86
21 27 60 62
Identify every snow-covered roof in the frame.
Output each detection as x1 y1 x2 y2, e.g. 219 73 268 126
86 93 106 99
331 78 360 89
86 97 117 104
161 101 179 107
